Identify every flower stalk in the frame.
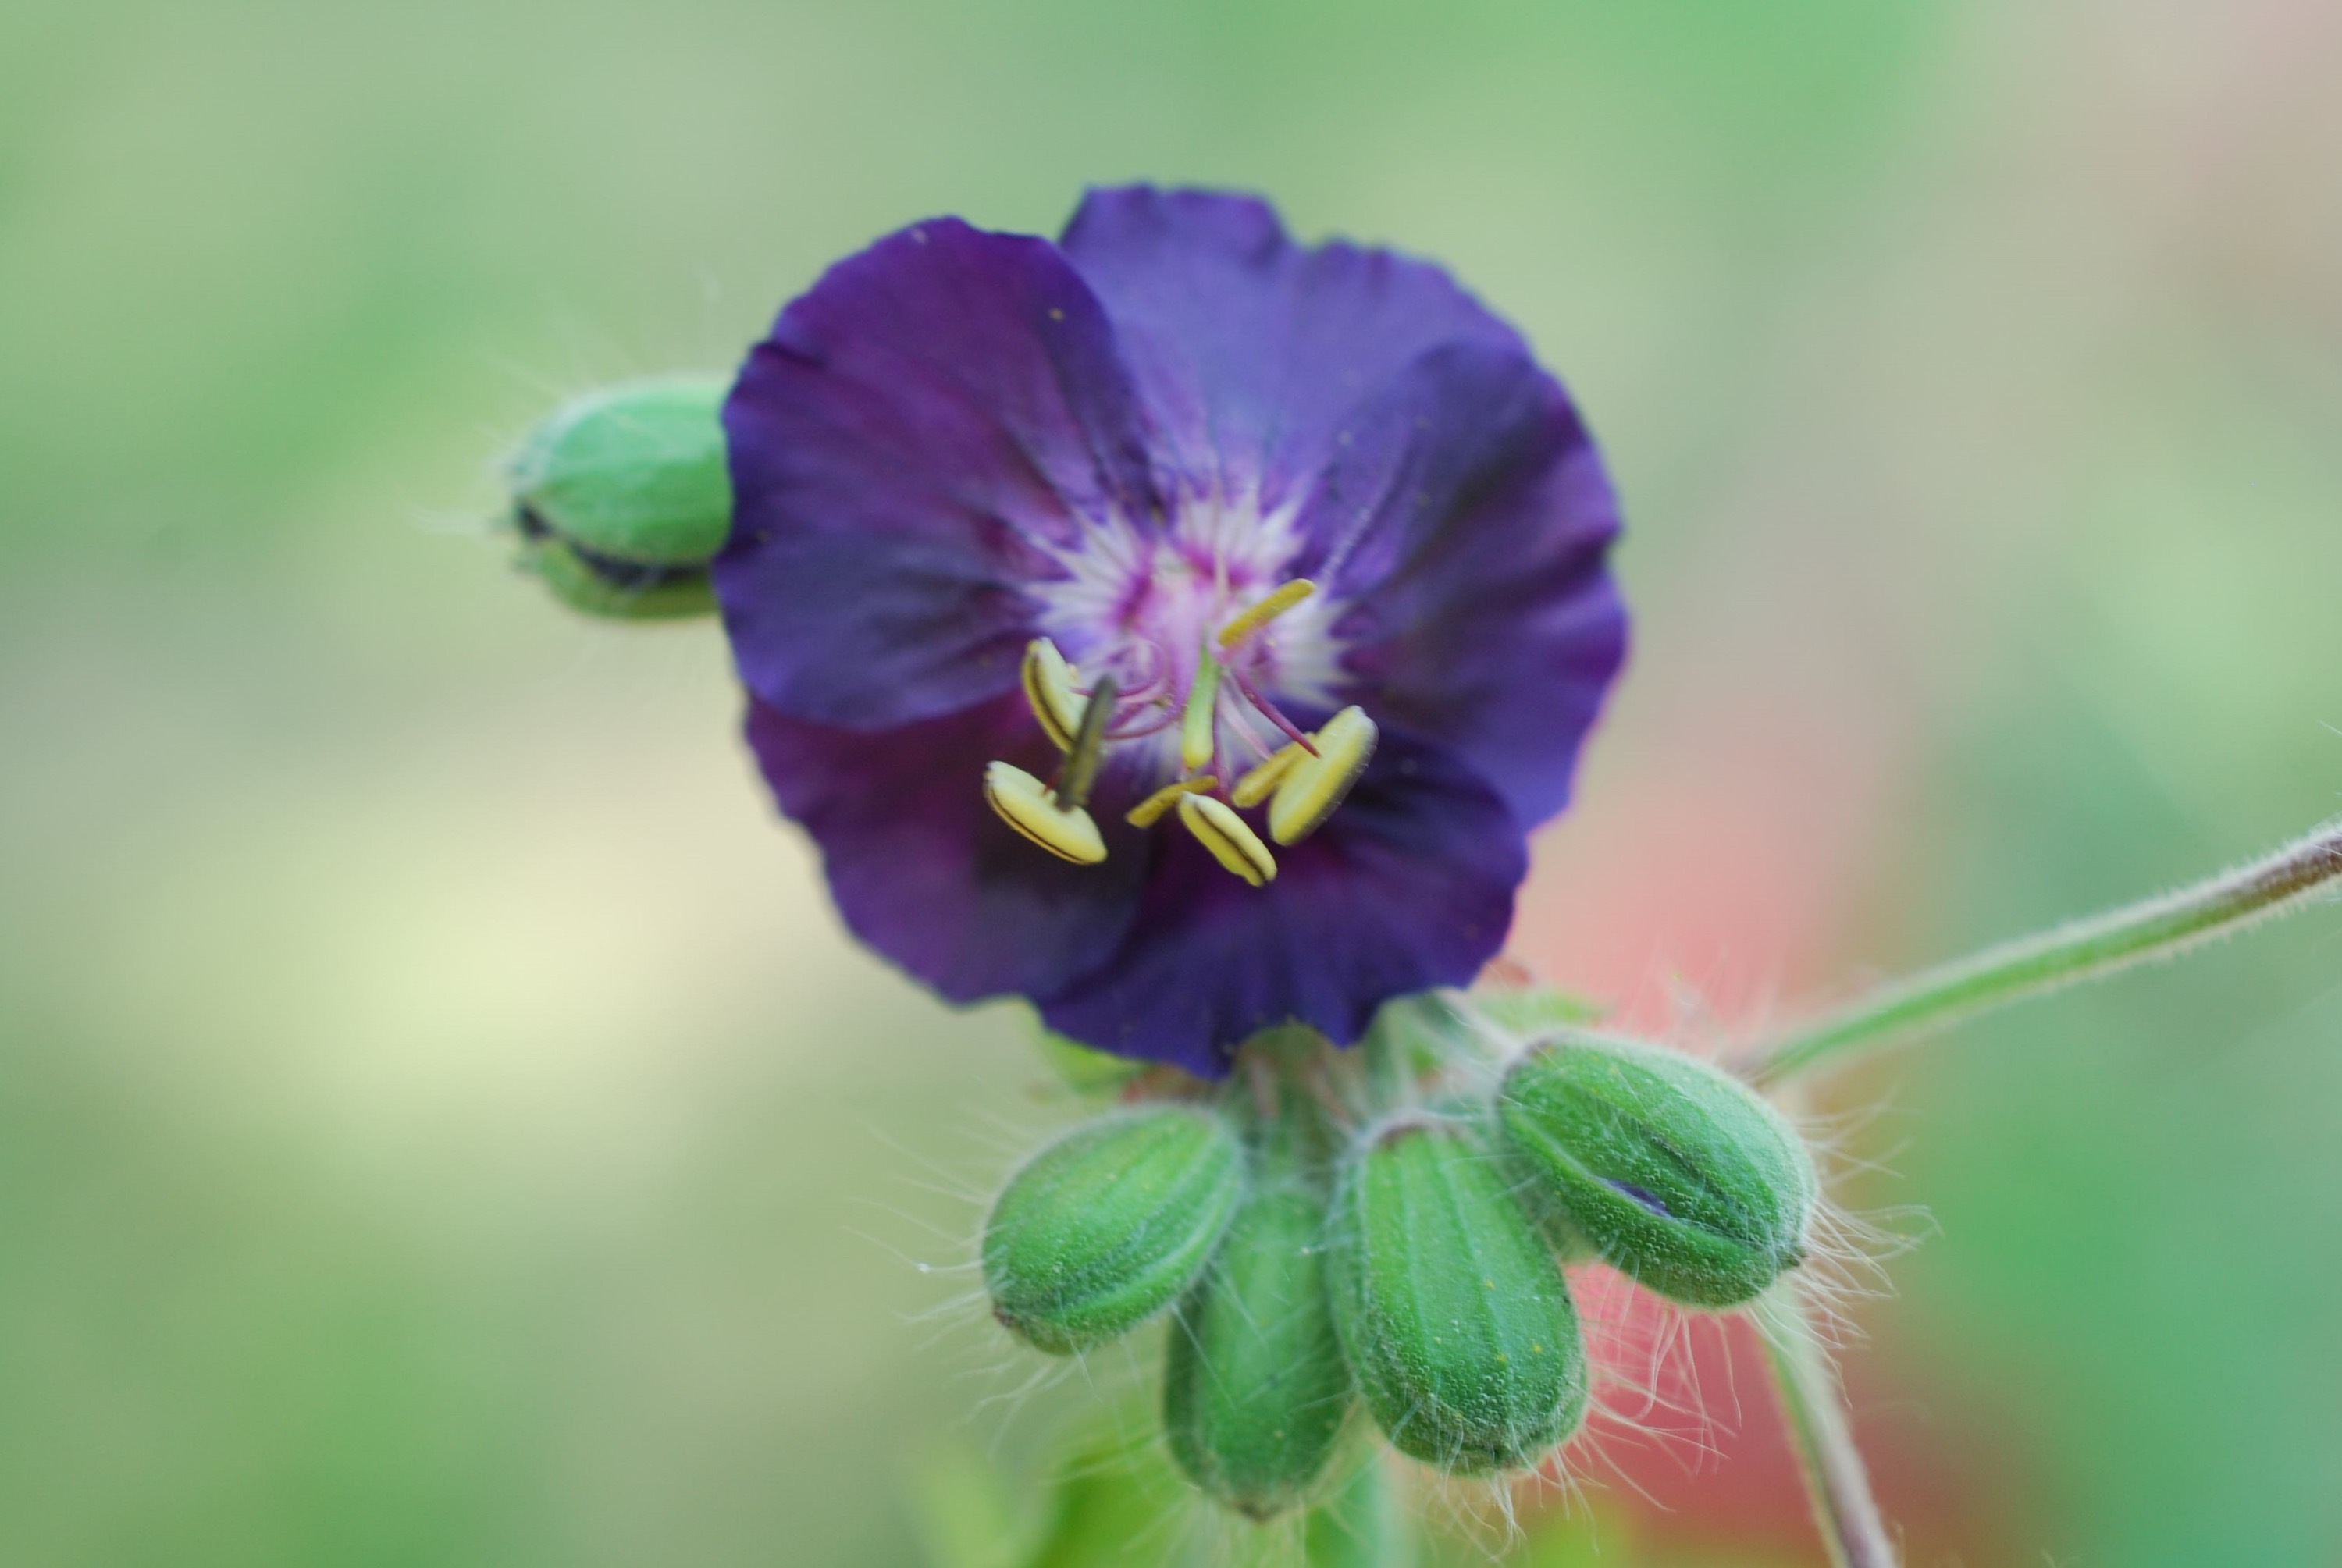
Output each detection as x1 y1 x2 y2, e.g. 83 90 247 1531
1743 816 2342 1085
1755 1279 1899 1568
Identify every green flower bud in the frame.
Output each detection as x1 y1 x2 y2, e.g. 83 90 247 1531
1328 1116 1588 1474
1164 1085 1354 1519
506 375 731 620
1497 1032 1816 1310
982 1104 1244 1356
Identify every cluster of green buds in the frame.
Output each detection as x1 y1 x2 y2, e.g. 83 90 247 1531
981 998 1819 1516
504 376 731 620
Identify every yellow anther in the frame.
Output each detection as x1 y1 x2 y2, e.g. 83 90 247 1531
1020 638 1084 752
1177 793 1277 887
1268 706 1378 845
984 761 1106 864
1126 776 1218 828
1230 742 1306 808
1216 578 1316 650
1179 650 1222 773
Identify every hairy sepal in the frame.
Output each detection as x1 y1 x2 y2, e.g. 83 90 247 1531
983 1104 1244 1356
507 376 731 620
1328 1115 1587 1474
1164 1081 1354 1518
1498 1032 1816 1309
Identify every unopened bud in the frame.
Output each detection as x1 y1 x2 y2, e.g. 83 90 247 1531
1497 1033 1815 1309
983 1104 1244 1356
1329 1116 1587 1474
1164 1085 1353 1518
507 375 731 620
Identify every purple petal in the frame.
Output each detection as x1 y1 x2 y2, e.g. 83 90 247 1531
1059 187 1525 513
1297 343 1627 829
1033 731 1525 1077
746 692 1151 1002
717 218 1163 730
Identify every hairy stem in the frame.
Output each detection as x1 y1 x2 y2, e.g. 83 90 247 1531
1756 1282 1898 1568
1744 816 2342 1085
1299 1453 1411 1568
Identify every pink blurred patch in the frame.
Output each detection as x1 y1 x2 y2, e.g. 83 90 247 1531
1521 1270 2030 1559
1510 692 1895 1038
1495 656 2023 1555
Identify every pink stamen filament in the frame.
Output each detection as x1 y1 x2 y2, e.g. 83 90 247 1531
1215 695 1283 770
1070 640 1168 706
1227 666 1320 756
1104 705 1178 742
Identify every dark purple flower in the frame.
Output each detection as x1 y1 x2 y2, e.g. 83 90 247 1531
714 187 1626 1078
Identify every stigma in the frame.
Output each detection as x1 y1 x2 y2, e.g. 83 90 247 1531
981 574 1379 884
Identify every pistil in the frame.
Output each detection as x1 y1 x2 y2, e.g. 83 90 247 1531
1180 648 1223 773
984 576 1376 882
1055 677 1119 810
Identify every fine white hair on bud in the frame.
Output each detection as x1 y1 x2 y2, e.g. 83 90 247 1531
1497 1030 1817 1310
1163 1076 1354 1520
505 375 732 620
982 1104 1246 1356
1327 1113 1589 1474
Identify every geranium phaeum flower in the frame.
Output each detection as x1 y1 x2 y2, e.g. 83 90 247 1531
714 187 1626 1078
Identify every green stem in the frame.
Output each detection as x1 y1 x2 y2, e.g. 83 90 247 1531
1755 1282 1898 1568
1743 816 2342 1085
1299 1453 1413 1568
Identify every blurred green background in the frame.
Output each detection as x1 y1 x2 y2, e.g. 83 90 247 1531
5 1 2340 1563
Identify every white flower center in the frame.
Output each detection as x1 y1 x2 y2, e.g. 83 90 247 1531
981 500 1379 886
1027 499 1346 782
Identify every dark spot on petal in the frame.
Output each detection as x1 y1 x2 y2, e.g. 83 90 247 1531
1605 1179 1672 1218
